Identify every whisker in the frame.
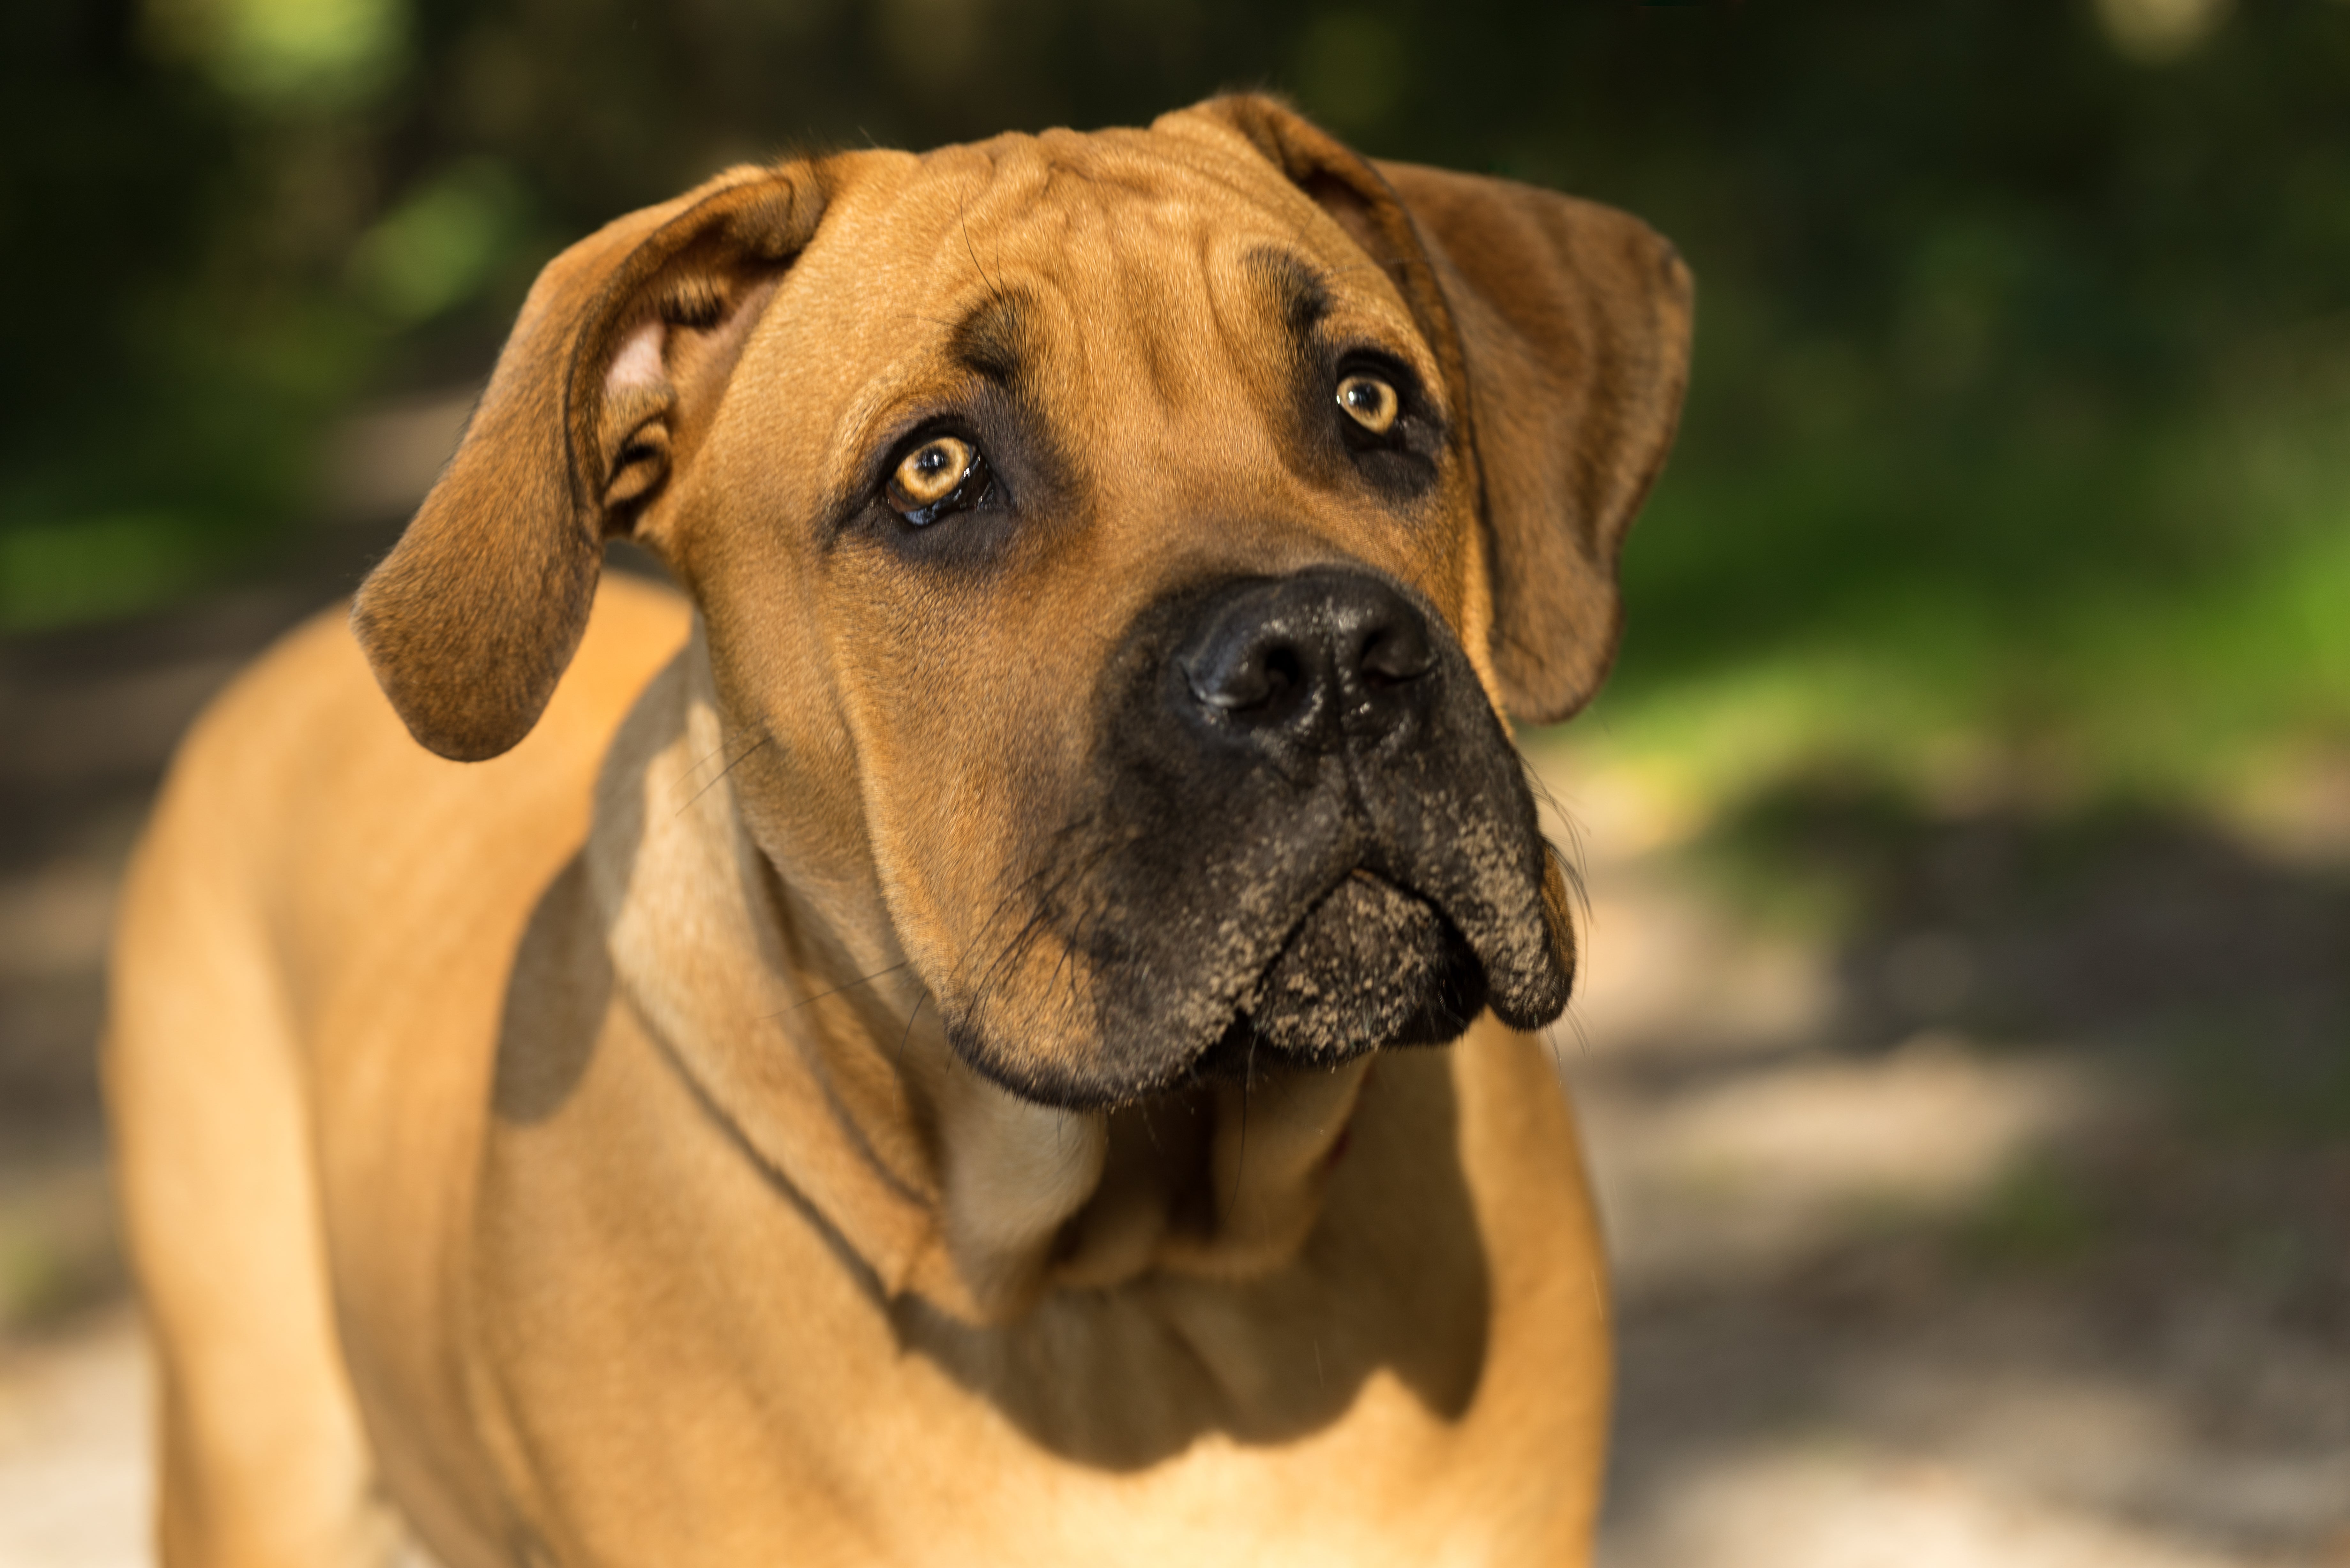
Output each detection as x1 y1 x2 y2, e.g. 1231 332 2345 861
949 808 1104 990
1559 998 1597 1058
676 734 774 816
1545 834 1595 934
956 815 1115 1009
894 991 927 1062
1513 755 1603 1090
1521 754 1596 930
958 180 1005 301
961 891 1067 1037
758 960 913 1021
1232 1025 1258 1215
1041 829 1144 1021
677 735 735 784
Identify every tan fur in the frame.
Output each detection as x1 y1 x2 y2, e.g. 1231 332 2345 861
107 97 1688 1566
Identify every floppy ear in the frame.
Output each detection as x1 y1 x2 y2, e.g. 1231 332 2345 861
1186 95 1694 724
351 162 829 761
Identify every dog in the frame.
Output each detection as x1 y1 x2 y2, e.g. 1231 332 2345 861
104 94 1690 1566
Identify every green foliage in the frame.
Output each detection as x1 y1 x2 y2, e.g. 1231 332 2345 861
347 158 531 322
0 514 243 630
147 0 410 110
7 0 2349 795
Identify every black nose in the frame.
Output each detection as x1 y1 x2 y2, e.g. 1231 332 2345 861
1175 570 1438 754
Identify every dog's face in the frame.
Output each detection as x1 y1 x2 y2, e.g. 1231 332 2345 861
353 98 1691 1108
685 125 1574 1104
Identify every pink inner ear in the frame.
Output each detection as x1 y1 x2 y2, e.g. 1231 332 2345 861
606 319 667 393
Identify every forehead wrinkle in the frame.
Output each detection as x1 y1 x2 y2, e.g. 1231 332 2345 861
1102 205 1226 409
1234 241 1446 409
971 184 1233 417
902 126 1414 331
948 290 1031 386
844 139 1402 482
1027 209 1328 493
1247 247 1334 343
936 137 1362 386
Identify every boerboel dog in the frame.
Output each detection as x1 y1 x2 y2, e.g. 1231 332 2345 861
105 95 1689 1566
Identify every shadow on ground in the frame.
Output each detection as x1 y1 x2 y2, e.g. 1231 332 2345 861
1543 762 2350 1567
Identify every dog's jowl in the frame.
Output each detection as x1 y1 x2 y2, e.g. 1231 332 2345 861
106 95 1689 1567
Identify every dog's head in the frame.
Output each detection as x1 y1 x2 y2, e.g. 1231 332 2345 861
355 96 1691 1109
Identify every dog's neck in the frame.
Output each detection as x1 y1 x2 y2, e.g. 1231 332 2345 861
580 627 1365 1323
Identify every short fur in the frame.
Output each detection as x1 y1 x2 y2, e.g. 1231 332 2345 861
106 96 1690 1567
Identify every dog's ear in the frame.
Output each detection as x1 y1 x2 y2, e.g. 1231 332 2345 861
1186 95 1693 724
352 163 829 761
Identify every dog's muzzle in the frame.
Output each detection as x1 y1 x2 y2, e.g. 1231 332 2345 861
947 565 1573 1107
1169 573 1480 1075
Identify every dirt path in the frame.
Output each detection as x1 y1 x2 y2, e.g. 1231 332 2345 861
1547 748 2350 1568
0 1311 145 1568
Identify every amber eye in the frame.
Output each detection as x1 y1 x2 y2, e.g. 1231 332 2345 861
887 436 982 523
1336 374 1400 435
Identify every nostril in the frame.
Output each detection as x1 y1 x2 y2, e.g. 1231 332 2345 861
1262 646 1304 700
1357 621 1434 689
1187 641 1305 712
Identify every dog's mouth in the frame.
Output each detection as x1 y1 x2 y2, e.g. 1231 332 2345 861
939 567 1575 1109
940 797 1561 1108
1186 868 1488 1085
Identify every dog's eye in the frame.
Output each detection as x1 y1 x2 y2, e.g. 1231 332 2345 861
887 436 986 525
1336 374 1399 436
893 437 973 507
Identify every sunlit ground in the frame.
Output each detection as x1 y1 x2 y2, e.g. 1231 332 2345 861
1537 718 2350 1568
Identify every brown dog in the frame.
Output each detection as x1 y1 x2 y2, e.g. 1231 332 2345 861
105 95 1689 1566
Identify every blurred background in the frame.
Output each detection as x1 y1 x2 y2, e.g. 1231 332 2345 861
3 0 2347 1563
